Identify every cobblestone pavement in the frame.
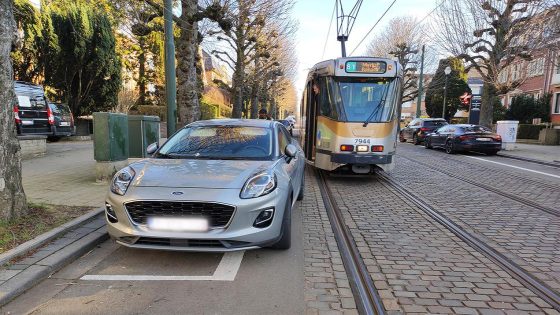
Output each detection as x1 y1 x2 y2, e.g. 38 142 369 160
22 141 108 207
398 144 560 210
326 175 557 315
303 167 358 315
390 144 560 292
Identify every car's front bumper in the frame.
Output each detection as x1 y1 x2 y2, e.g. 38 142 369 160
105 186 288 252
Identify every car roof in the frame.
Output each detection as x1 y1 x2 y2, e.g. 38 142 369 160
419 118 446 121
188 119 277 129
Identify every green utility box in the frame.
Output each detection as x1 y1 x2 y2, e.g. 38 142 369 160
128 115 161 158
93 112 129 162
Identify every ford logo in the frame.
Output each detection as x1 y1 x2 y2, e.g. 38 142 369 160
172 191 184 196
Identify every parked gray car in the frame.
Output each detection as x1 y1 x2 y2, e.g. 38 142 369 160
105 119 305 251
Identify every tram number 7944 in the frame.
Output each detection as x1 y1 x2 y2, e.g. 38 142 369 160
354 139 371 145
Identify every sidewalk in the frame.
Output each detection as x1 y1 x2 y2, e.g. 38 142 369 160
22 141 108 207
499 143 560 163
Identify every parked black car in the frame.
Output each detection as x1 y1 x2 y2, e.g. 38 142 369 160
399 118 448 145
14 81 51 136
48 102 75 140
424 124 502 155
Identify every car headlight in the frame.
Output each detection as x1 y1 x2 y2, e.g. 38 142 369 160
240 170 277 199
110 166 136 196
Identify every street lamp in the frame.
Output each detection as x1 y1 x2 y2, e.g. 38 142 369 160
442 66 451 120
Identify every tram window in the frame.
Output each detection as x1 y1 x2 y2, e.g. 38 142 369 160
336 79 394 122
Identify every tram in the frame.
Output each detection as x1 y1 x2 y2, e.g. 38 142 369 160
299 57 403 174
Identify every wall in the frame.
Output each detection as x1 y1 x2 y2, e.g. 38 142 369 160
18 136 47 159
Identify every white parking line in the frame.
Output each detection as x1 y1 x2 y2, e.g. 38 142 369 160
464 156 560 179
80 251 245 281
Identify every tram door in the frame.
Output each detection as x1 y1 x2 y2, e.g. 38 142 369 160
304 80 318 161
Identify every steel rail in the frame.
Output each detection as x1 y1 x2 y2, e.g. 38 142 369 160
315 169 386 315
400 155 560 217
377 172 560 311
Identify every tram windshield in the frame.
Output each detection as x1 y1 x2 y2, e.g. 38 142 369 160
330 77 397 123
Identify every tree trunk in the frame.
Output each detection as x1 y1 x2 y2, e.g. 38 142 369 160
176 0 200 126
232 59 244 118
137 37 146 105
480 82 496 127
0 0 26 220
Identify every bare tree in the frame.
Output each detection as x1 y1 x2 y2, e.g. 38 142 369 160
366 16 436 104
0 0 27 219
433 0 556 126
208 0 295 118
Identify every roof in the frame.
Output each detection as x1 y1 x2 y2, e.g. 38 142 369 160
188 119 276 128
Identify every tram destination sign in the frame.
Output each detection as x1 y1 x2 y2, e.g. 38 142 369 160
345 61 386 74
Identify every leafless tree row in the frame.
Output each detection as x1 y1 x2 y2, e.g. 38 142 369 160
203 0 298 118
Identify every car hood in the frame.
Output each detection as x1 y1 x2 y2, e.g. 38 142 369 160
129 159 276 189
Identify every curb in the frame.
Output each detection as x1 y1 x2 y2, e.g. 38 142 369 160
0 227 108 306
0 207 104 266
497 153 560 168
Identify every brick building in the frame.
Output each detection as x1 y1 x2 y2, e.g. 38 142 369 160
497 7 560 123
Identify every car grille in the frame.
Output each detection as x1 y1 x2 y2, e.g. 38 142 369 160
136 237 224 248
124 201 235 227
133 237 251 249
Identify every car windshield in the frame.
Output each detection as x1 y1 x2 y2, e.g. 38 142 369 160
331 78 396 123
461 125 492 133
424 120 447 127
51 104 71 115
157 126 273 160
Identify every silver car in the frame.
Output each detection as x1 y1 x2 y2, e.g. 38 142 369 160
105 119 305 251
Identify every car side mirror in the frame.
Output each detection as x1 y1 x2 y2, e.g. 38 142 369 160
285 144 297 163
146 142 159 155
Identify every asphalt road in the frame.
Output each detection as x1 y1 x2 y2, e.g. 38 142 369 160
2 207 305 315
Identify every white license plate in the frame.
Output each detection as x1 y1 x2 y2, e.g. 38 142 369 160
22 120 33 125
476 138 491 141
59 122 70 126
147 217 209 232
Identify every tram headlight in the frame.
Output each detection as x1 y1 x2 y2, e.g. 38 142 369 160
240 170 277 199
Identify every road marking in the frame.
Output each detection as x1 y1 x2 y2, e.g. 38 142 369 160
464 156 560 179
80 251 244 281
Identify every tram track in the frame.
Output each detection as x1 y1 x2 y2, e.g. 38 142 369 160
399 155 560 217
376 171 560 311
314 169 386 315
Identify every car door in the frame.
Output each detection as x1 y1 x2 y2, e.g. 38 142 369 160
404 119 416 140
432 126 447 146
277 126 300 198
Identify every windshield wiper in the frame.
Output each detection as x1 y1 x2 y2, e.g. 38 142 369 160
155 152 176 159
363 99 386 127
363 86 390 127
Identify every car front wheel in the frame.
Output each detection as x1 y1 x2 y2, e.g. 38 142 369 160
271 198 292 250
445 140 455 154
424 138 432 149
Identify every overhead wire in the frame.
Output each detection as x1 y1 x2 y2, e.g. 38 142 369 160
321 1 336 60
349 0 397 56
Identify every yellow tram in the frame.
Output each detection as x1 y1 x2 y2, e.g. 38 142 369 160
299 57 403 174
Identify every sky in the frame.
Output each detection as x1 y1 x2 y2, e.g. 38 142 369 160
292 0 440 95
